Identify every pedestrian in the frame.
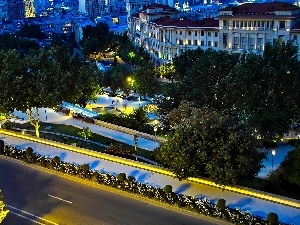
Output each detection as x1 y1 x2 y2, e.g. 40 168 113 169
112 100 115 105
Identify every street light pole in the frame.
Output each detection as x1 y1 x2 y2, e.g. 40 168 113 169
154 126 157 140
271 149 276 171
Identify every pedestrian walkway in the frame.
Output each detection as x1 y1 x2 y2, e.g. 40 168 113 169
0 134 299 224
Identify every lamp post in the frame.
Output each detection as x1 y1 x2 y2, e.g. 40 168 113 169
154 126 157 140
271 149 276 171
133 134 138 160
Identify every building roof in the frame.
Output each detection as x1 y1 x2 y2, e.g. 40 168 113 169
142 3 176 12
151 17 218 28
220 2 300 14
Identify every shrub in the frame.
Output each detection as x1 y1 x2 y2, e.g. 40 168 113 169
62 137 68 143
26 147 33 156
82 163 89 172
53 156 60 164
164 185 172 194
117 173 126 182
217 198 226 211
267 212 279 225
2 121 13 130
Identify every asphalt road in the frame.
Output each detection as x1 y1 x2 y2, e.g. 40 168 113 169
0 156 224 225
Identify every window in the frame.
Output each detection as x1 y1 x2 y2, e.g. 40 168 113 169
179 39 183 45
223 20 228 28
201 41 204 46
257 38 263 51
266 38 272 44
279 21 285 30
208 32 211 37
195 31 197 36
250 37 254 50
214 41 218 47
234 37 238 49
194 40 198 45
208 41 211 46
188 40 191 45
188 31 191 35
223 33 228 48
242 37 247 49
201 31 204 36
215 32 218 37
180 31 182 35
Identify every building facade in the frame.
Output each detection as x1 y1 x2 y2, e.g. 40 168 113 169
218 2 300 54
129 3 219 65
128 2 300 66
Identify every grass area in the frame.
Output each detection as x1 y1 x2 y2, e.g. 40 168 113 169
29 122 154 160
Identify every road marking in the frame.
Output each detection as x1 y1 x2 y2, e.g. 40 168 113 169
48 194 73 204
7 205 58 225
9 211 45 225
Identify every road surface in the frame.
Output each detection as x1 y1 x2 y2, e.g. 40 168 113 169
0 156 224 225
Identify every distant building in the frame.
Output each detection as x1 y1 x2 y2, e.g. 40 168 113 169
128 1 300 65
218 2 300 53
86 0 106 18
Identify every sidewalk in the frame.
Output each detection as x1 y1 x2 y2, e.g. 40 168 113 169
0 134 299 224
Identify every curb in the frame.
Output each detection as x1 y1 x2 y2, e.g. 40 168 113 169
1 129 300 209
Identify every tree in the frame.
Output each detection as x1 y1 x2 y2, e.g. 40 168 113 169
0 47 100 137
172 48 239 111
154 63 177 82
154 101 266 186
277 145 300 186
226 40 300 140
133 64 160 97
78 127 92 140
81 23 109 55
105 64 131 92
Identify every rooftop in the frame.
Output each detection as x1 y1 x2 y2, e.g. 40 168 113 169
220 2 300 14
151 17 218 28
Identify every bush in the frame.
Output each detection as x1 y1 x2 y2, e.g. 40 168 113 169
53 156 60 164
62 137 68 143
217 198 226 211
117 173 126 182
267 212 279 225
82 163 89 172
2 121 13 130
164 185 172 194
26 147 33 156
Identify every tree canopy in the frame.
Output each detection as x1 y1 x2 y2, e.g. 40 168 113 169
0 47 101 137
154 101 267 186
164 40 300 140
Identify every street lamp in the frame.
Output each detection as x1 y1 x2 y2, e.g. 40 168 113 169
154 126 158 140
271 149 276 171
